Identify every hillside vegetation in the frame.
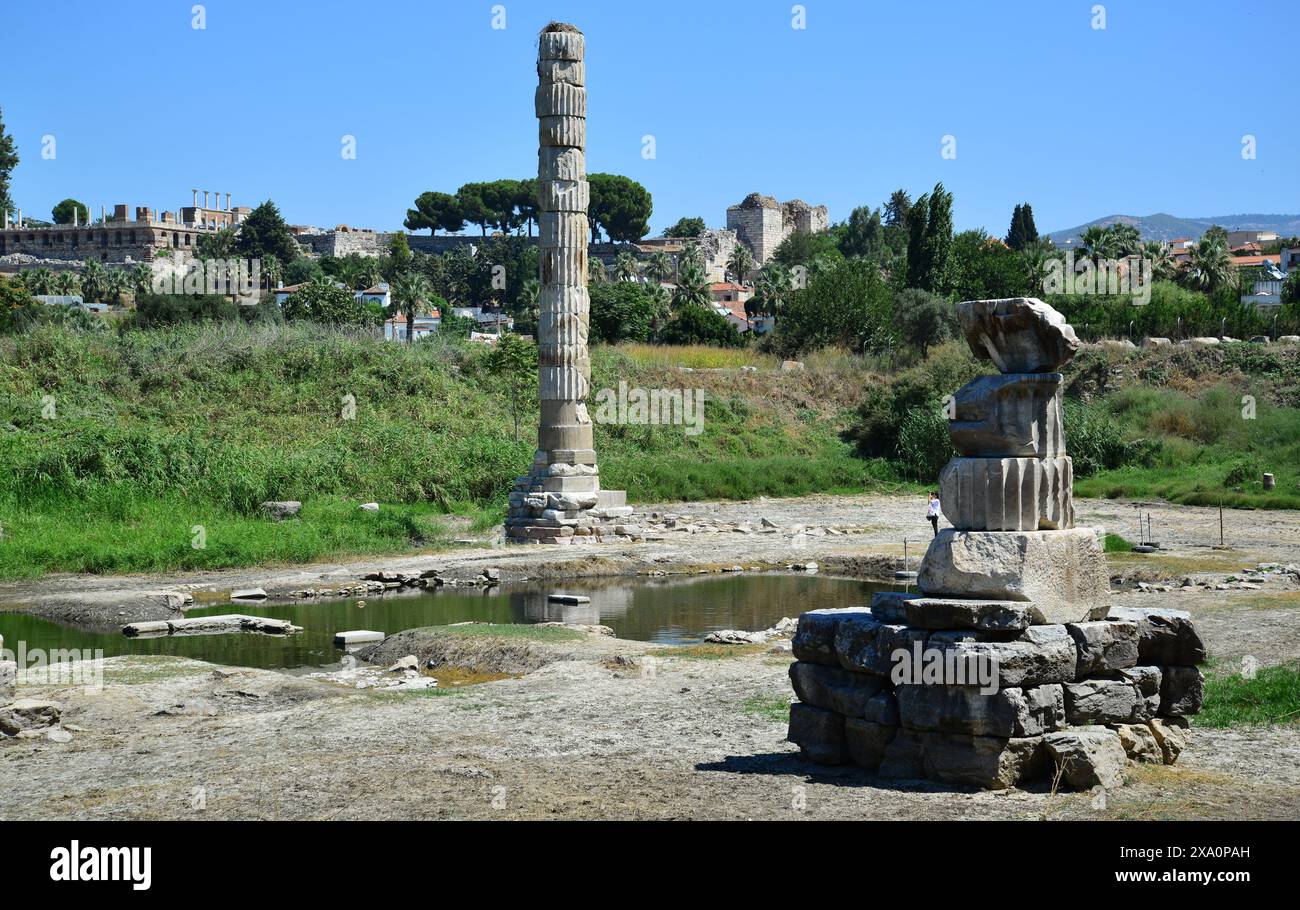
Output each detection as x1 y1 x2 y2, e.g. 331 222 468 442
0 323 881 578
1 322 1297 579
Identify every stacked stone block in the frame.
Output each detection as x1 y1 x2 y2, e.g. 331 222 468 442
787 602 1206 789
787 298 1208 788
506 24 628 545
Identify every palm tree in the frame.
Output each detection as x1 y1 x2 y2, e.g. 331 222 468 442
753 262 792 315
128 262 154 300
1079 226 1115 260
392 272 432 343
1183 235 1233 293
588 258 607 285
51 271 81 296
679 241 704 273
518 277 540 331
727 244 754 285
612 251 641 282
1141 241 1176 282
645 250 672 284
21 268 55 295
1019 240 1058 294
102 269 131 306
646 283 671 331
671 261 710 311
261 254 282 292
80 260 106 302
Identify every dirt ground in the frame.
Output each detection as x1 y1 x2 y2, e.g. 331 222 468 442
1 493 1298 821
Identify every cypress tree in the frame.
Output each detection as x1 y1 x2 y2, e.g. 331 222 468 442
1006 203 1025 250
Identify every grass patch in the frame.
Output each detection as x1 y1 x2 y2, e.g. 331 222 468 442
740 693 793 722
1198 661 1300 727
652 643 768 660
0 323 891 578
1103 533 1134 553
436 623 586 642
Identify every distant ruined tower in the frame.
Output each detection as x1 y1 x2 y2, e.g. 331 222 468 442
506 23 629 544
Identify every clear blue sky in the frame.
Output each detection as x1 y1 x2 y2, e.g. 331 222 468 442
3 0 1295 237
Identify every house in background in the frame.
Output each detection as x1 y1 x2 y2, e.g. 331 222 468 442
358 283 390 310
711 299 752 332
383 309 442 342
708 281 753 305
1240 261 1287 308
274 280 391 311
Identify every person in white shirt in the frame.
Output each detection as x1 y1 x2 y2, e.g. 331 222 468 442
926 491 941 537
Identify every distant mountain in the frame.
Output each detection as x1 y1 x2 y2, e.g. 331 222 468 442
1046 213 1300 247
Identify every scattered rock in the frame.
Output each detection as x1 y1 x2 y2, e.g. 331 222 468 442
259 501 301 520
1043 729 1127 789
0 699 63 736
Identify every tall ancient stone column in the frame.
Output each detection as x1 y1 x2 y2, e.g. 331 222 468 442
506 23 628 545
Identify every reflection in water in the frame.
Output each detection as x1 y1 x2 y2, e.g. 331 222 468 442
1 573 896 671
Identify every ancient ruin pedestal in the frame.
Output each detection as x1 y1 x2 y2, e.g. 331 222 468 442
787 298 1207 789
505 23 628 545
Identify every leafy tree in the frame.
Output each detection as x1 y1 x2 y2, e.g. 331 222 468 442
1 275 41 332
388 232 412 268
0 106 17 219
281 280 372 325
515 178 539 236
1282 271 1300 307
587 173 652 242
196 226 237 260
657 303 743 347
839 205 885 260
284 256 323 285
773 230 843 273
895 288 955 358
663 216 705 238
883 190 911 227
589 282 658 343
405 191 466 234
485 333 538 442
774 258 895 356
52 198 90 225
235 200 298 265
947 230 1031 301
134 293 239 326
915 182 954 293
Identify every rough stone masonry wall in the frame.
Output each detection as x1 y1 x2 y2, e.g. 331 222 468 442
787 603 1205 790
725 194 830 266
787 298 1206 790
